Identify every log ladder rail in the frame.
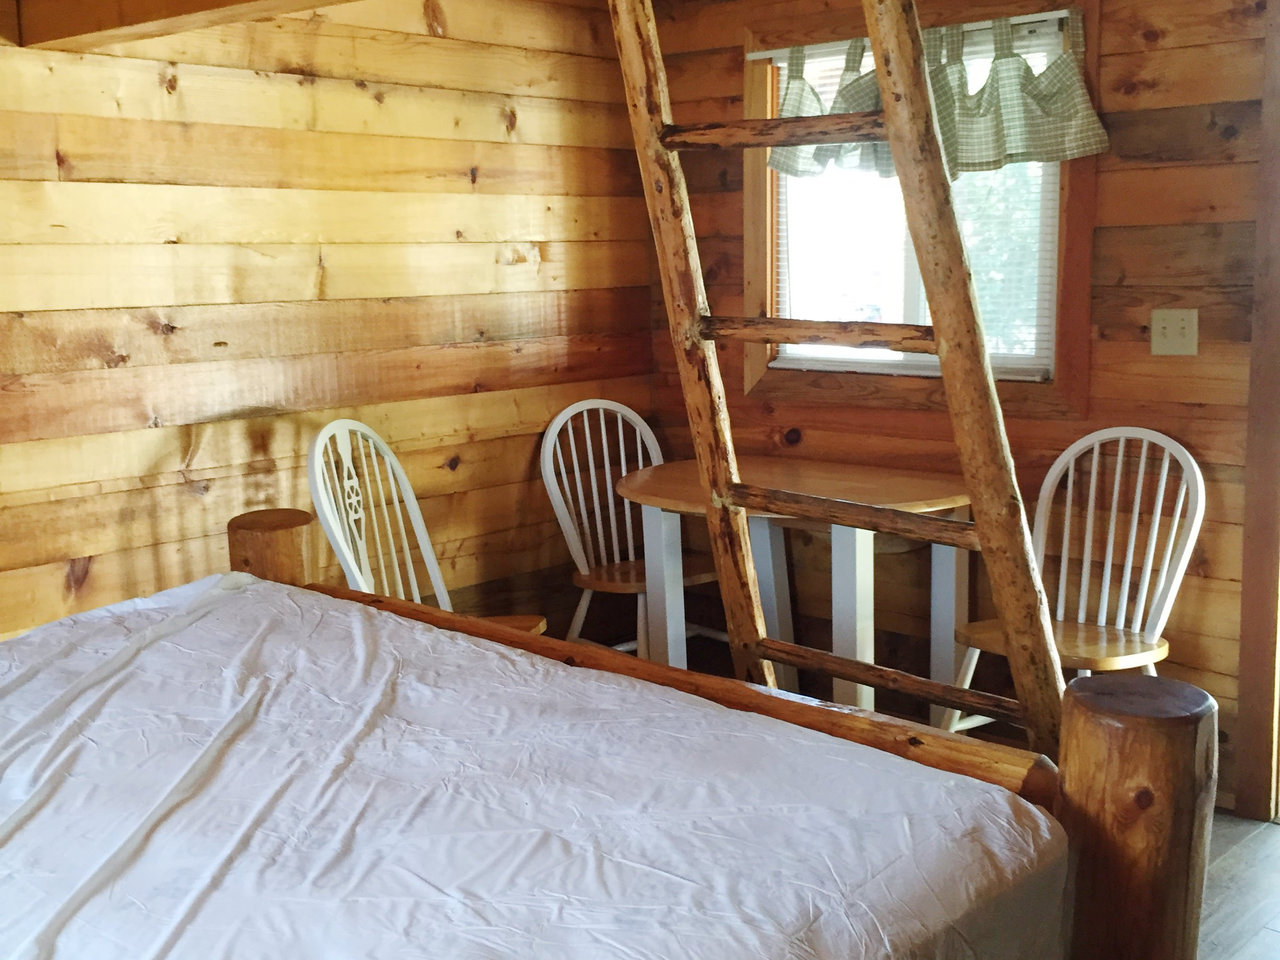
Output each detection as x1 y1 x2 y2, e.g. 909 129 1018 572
607 0 1067 755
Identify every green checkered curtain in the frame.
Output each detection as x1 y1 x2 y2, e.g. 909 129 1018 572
768 10 1108 179
811 39 895 176
768 47 828 177
950 13 1108 171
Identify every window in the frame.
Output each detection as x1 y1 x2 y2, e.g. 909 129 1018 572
744 10 1105 410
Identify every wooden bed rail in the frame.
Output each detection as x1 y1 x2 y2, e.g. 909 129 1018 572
228 507 1217 956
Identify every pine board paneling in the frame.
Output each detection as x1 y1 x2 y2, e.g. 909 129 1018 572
1096 164 1257 226
287 0 618 59
1090 341 1251 406
0 240 650 312
0 376 652 497
1100 0 1268 56
2 288 650 375
20 0 344 50
0 535 231 637
1 333 653 443
0 111 56 178
0 46 631 149
50 114 641 195
1100 101 1261 170
0 182 649 245
1092 222 1255 287
1101 40 1264 112
0 0 654 638
1092 286 1254 343
100 19 625 102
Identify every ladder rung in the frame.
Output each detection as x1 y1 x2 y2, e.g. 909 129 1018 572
729 482 981 551
702 315 937 354
756 637 1024 725
660 112 885 151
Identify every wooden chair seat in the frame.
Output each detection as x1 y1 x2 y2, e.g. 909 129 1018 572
572 553 719 595
956 618 1169 672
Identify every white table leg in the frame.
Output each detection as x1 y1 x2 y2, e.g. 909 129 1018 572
748 516 798 691
830 525 875 709
641 505 686 669
930 507 971 727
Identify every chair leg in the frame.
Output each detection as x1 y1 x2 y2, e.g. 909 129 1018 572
636 594 650 661
941 646 982 732
567 589 593 643
1141 663 1157 677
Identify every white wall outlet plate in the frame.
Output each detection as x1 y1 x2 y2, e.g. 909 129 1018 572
1151 308 1198 356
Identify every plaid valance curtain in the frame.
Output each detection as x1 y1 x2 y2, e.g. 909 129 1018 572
769 10 1109 179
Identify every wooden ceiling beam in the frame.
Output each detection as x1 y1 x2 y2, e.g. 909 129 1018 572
16 0 351 51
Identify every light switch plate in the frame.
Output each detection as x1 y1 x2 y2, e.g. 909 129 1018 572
1151 308 1198 356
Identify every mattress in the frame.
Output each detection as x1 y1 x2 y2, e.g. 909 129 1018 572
1 573 1068 959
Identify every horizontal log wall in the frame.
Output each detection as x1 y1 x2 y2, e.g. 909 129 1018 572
649 0 1260 805
0 0 651 637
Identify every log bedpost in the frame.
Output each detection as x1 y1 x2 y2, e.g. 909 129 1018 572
227 508 319 587
1058 674 1217 960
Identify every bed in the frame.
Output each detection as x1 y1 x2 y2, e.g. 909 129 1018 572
1 571 1070 959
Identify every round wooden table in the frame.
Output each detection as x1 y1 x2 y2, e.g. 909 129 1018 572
618 455 971 717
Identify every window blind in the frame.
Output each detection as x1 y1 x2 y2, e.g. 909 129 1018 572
771 15 1068 382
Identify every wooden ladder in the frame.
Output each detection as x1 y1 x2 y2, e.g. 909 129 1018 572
607 0 1067 754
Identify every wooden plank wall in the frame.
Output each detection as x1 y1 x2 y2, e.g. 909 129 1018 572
0 0 653 638
650 0 1262 804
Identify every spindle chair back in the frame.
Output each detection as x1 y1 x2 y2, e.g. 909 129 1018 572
945 427 1205 732
542 400 664 580
541 400 669 651
1033 427 1205 643
308 419 452 609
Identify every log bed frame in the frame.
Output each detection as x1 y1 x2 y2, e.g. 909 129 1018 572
230 507 1218 960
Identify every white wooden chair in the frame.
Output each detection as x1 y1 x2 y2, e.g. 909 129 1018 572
944 427 1205 732
308 419 545 633
540 400 718 656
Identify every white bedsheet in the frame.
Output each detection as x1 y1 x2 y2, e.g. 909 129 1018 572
1 574 1067 959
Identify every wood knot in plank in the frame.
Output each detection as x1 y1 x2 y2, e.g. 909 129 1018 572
65 556 93 594
423 0 447 37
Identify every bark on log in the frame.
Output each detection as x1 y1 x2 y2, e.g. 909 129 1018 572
1058 674 1216 960
608 0 772 685
226 508 318 586
861 0 1065 754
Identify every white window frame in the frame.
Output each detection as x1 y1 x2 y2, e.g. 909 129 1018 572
759 13 1070 384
